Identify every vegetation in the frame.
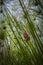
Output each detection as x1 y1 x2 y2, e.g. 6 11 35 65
0 0 43 65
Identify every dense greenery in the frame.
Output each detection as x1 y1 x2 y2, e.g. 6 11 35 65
0 0 43 65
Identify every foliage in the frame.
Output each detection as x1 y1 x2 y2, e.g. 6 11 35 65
0 0 43 65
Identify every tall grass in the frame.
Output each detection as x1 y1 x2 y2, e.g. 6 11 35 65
0 0 43 65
